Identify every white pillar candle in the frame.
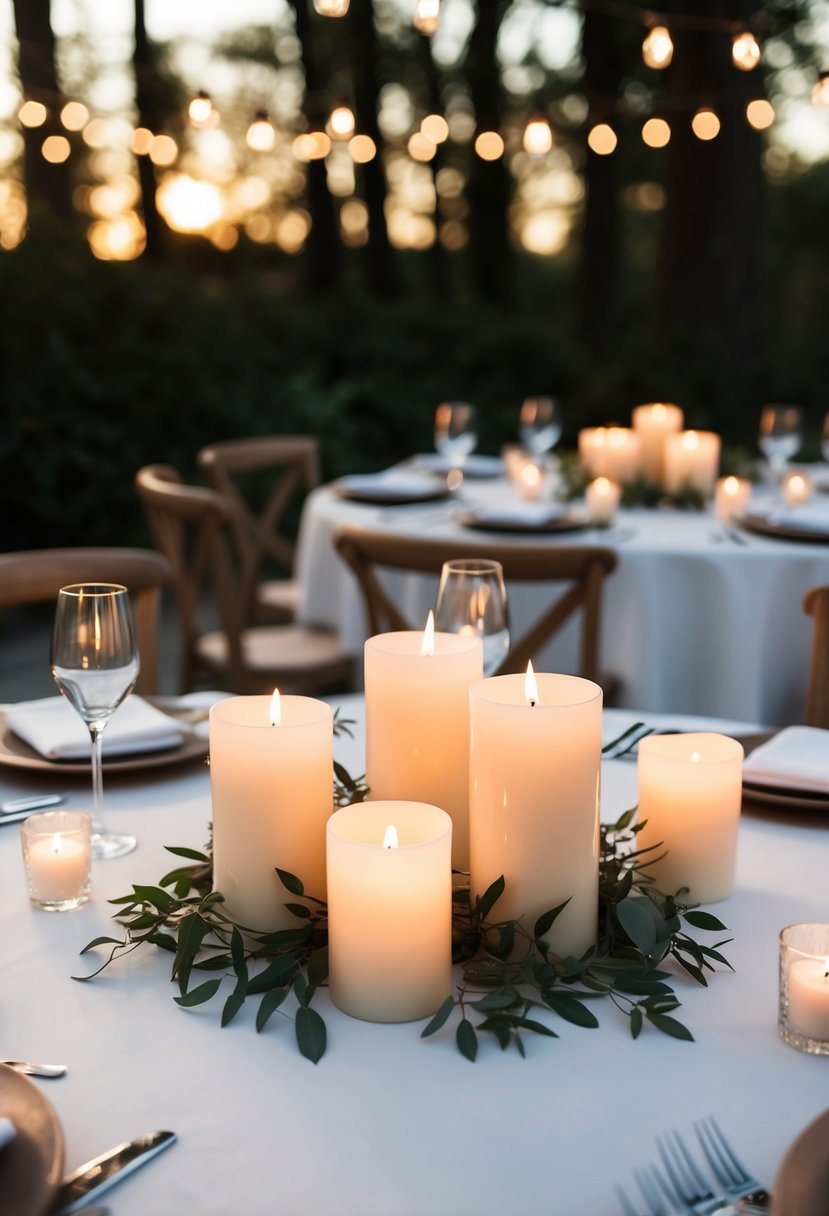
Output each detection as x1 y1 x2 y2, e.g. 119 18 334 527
210 693 333 932
469 670 602 959
780 924 829 1052
782 470 811 506
20 811 91 910
327 800 452 1022
636 732 744 904
578 427 609 479
578 427 641 483
585 476 622 524
663 430 722 496
365 628 483 872
714 475 751 521
632 402 684 487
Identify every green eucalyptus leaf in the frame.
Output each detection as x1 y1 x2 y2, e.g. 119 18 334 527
165 846 210 861
293 970 309 1007
296 1006 327 1063
515 1017 558 1037
132 885 176 913
284 902 312 920
307 947 329 988
543 992 599 1028
420 995 455 1038
647 1011 694 1042
147 932 177 953
683 910 727 931
256 986 288 1033
475 875 505 923
175 912 210 996
221 986 246 1027
456 1017 478 1062
471 992 522 1013
630 1007 643 1039
616 897 658 955
534 899 571 942
79 935 125 954
275 868 305 897
477 1016 511 1050
174 978 222 1008
247 956 299 994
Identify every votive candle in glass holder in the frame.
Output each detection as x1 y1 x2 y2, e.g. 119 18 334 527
779 923 829 1055
782 470 811 506
714 475 751 522
585 476 622 525
20 810 92 911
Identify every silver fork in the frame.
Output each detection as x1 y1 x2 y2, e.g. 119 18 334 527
694 1117 771 1212
634 1164 694 1215
656 1130 726 1214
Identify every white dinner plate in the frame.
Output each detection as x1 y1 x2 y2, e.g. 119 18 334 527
740 732 829 812
0 1064 65 1216
460 505 591 534
333 474 450 506
411 453 504 479
736 511 829 544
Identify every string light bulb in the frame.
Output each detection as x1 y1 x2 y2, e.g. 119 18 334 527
813 71 829 108
691 107 720 140
19 100 47 128
246 110 275 152
523 116 553 156
746 99 774 129
587 123 617 155
313 0 349 15
188 90 214 127
732 30 761 71
642 24 674 70
413 0 440 35
327 105 355 140
642 117 671 148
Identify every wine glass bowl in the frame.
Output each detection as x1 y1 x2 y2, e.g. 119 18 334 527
434 558 510 676
519 396 562 458
434 401 478 468
51 583 140 859
758 404 802 481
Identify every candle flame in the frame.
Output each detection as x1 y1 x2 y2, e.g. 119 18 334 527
270 688 282 726
383 824 398 849
594 476 611 494
682 430 700 450
50 832 64 856
525 660 539 707
420 610 435 656
724 476 739 495
691 751 701 763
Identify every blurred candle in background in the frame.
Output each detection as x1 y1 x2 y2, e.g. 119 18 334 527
632 402 684 487
663 430 721 496
714 475 751 521
585 476 622 524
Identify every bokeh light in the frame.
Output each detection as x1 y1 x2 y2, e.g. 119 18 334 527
746 99 774 130
42 135 71 163
474 131 504 161
421 114 449 144
19 100 47 128
157 174 223 232
732 31 761 72
60 101 89 131
691 108 720 141
642 118 671 148
642 25 673 70
349 134 377 164
587 123 617 155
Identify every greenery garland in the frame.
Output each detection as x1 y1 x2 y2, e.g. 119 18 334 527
75 721 733 1064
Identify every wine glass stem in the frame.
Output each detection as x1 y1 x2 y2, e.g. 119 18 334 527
89 724 106 836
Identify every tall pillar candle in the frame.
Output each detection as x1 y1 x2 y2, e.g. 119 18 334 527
632 402 684 487
210 694 333 932
469 671 602 959
578 427 641 483
663 430 722 496
636 732 743 904
365 628 483 871
327 800 452 1022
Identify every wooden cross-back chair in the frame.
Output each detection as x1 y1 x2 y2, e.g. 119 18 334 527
333 525 618 682
135 464 352 695
0 547 174 694
197 436 320 623
803 584 829 729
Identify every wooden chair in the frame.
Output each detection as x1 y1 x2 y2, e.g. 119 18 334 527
803 585 829 728
197 436 320 623
333 525 618 683
135 464 353 695
0 547 174 694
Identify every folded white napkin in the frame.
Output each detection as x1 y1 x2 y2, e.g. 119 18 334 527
762 502 829 535
0 1117 16 1151
6 695 186 761
471 503 568 527
742 726 829 792
337 472 442 494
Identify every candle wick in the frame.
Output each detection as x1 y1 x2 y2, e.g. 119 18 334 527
529 699 537 709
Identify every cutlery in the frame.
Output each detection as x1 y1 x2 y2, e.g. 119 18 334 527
1 1059 67 1077
694 1117 771 1212
0 793 66 820
53 1129 177 1214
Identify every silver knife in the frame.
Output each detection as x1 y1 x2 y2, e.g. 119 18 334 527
53 1130 176 1214
0 793 66 825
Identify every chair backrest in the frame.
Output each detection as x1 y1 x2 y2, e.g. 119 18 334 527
333 526 618 681
803 585 829 728
135 463 251 692
0 546 174 694
197 436 319 574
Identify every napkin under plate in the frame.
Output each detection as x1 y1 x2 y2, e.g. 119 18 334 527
746 502 829 537
741 726 829 793
6 696 186 761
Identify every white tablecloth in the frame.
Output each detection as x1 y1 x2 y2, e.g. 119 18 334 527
296 476 829 726
1 698 828 1216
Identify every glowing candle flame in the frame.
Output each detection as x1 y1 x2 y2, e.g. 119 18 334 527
50 833 64 856
691 751 701 763
270 688 282 726
682 430 700 450
724 476 739 496
525 660 539 707
384 824 399 849
420 610 435 656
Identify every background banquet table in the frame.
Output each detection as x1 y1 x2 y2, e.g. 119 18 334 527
296 472 829 726
1 696 828 1216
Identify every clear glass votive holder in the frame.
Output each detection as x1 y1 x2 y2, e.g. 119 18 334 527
779 923 829 1055
20 810 92 911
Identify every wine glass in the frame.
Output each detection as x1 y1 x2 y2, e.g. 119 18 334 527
519 396 563 459
758 404 802 488
51 583 140 859
434 402 478 468
434 558 510 676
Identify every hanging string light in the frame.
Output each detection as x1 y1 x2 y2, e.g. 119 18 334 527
642 117 671 148
691 107 720 140
413 0 440 36
327 104 356 140
642 24 674 70
188 90 214 127
813 71 829 107
731 30 761 71
474 131 504 160
746 98 774 130
314 0 350 15
246 110 275 152
523 115 553 156
19 100 47 128
587 123 617 155
60 101 89 131
42 134 70 163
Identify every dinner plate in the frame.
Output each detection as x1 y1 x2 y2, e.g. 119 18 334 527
334 475 450 506
411 453 504 479
460 506 591 534
736 511 829 544
740 732 829 812
0 1064 65 1216
0 702 208 777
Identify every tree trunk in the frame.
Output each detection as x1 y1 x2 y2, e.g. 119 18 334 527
132 0 164 258
12 0 72 225
465 0 511 302
657 0 766 415
289 0 342 292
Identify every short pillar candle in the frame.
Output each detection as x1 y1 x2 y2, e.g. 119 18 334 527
585 476 622 525
327 800 452 1023
210 694 333 933
636 732 744 904
469 670 602 960
779 923 829 1055
663 430 722 496
20 810 92 911
632 402 684 487
365 628 482 871
714 475 751 521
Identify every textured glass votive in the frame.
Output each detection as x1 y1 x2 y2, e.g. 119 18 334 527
779 923 829 1055
20 811 92 911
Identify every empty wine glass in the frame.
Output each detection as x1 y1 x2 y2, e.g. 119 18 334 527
758 404 802 487
434 402 478 468
519 396 563 458
434 558 509 676
51 583 140 859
